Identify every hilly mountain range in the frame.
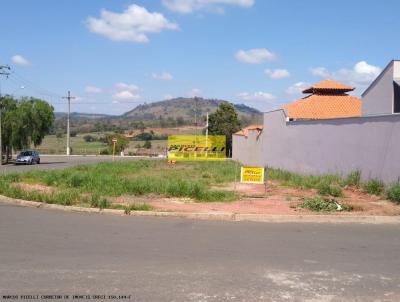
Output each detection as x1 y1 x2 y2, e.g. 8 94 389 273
54 97 262 133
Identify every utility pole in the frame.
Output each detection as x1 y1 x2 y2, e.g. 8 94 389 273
62 91 75 156
205 112 209 158
0 65 11 166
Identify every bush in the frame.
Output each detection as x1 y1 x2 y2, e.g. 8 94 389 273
83 135 96 142
387 183 400 204
70 131 78 137
318 183 344 197
345 170 361 187
363 179 385 195
143 140 152 149
100 148 111 155
299 197 353 212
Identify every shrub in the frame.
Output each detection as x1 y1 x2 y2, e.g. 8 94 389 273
363 179 385 195
318 183 344 197
345 170 361 187
299 197 353 212
143 140 152 149
387 183 400 204
100 148 111 155
83 135 96 142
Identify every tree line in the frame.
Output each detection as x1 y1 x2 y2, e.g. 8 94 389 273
0 96 54 162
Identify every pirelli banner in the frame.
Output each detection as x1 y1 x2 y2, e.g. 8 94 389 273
168 135 226 161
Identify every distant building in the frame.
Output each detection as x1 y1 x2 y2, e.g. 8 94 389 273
362 60 400 116
283 80 362 120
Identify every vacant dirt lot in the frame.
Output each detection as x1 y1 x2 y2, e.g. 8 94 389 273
113 181 400 216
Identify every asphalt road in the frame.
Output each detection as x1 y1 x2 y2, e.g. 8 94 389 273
0 155 157 173
1 203 400 301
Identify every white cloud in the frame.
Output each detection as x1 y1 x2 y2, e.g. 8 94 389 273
188 88 202 97
162 0 254 14
238 91 276 102
310 67 330 78
113 82 140 101
285 82 310 95
235 48 276 64
265 68 290 79
112 90 140 101
152 72 173 81
310 61 382 85
11 55 30 66
86 4 179 43
115 82 139 92
85 85 102 94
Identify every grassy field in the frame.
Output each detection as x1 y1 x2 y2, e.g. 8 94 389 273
35 134 168 155
0 160 240 210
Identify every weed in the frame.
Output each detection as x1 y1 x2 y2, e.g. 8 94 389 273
124 203 153 214
363 179 385 195
299 197 353 212
345 170 362 187
318 183 344 197
387 183 400 204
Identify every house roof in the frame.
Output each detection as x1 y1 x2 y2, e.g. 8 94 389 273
283 94 362 119
302 80 354 93
234 124 263 137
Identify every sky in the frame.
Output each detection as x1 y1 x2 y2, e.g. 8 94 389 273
1 0 400 115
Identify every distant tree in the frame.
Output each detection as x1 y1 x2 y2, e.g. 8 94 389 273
133 132 152 141
138 121 146 133
105 133 129 153
83 135 96 142
1 96 54 161
176 116 185 126
143 140 152 149
208 103 241 157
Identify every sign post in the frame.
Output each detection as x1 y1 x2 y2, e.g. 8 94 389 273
240 167 265 184
112 137 117 161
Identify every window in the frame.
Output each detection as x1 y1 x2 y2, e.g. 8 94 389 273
394 81 400 113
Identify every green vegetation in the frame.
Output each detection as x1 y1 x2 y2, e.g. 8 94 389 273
345 170 361 187
318 183 344 197
0 161 239 211
299 197 353 212
363 179 385 195
1 96 54 162
387 183 400 204
208 103 241 157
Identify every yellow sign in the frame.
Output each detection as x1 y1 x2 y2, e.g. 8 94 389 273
168 135 226 161
241 167 265 184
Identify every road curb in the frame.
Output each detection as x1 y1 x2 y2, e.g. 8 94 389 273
1 195 400 224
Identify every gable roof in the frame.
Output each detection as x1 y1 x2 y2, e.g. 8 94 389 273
302 80 354 93
234 124 263 137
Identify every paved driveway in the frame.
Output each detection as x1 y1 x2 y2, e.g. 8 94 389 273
0 155 159 173
1 203 400 301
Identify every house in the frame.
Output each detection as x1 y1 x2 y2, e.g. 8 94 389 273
232 61 400 183
362 60 400 115
283 80 362 120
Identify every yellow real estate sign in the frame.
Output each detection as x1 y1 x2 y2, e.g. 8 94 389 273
241 167 265 184
168 135 226 161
